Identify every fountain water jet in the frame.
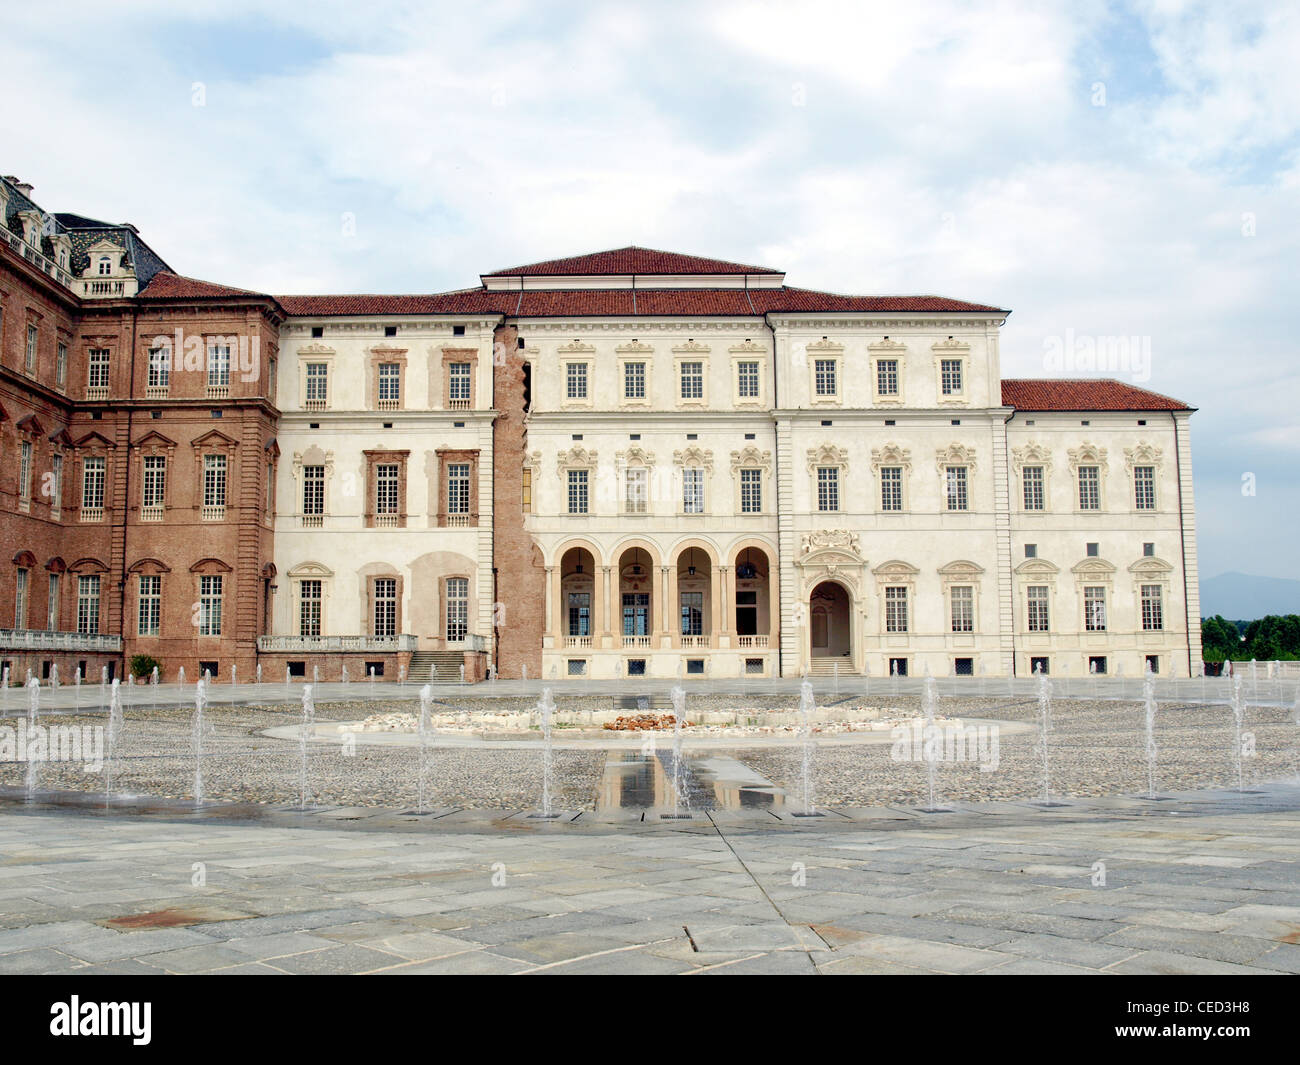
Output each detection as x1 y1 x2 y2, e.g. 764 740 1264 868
1035 666 1057 804
417 684 433 813
920 670 945 811
192 679 208 803
1142 662 1158 799
105 678 123 798
299 684 315 810
1230 673 1246 792
669 685 687 815
535 687 557 817
24 678 40 799
798 680 818 815
50 663 59 690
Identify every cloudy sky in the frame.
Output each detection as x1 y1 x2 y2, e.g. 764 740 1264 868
3 0 1295 583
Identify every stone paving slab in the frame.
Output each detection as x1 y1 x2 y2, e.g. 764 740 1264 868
0 781 1296 974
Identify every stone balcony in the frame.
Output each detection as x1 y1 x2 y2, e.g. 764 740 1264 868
257 634 419 653
0 628 122 653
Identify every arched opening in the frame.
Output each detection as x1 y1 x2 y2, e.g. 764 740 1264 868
733 546 773 647
809 581 851 660
618 547 654 647
559 546 596 646
675 545 712 647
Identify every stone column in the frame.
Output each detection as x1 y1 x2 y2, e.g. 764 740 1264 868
658 565 672 648
601 565 614 645
544 566 557 640
591 564 605 647
709 564 723 647
719 564 733 646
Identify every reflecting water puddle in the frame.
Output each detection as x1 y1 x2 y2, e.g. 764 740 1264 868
597 750 785 810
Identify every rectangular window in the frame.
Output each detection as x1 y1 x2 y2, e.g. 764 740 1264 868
305 363 329 408
622 593 649 636
1141 584 1164 631
50 453 63 516
817 467 839 512
81 457 105 511
375 464 400 517
448 362 472 407
56 343 67 386
522 467 532 514
203 454 227 514
740 468 762 513
885 586 908 633
682 468 705 514
567 469 589 514
680 361 704 400
298 579 322 636
77 575 100 634
1022 466 1044 510
147 347 170 393
46 572 59 630
207 343 231 392
945 466 968 511
876 359 899 396
880 466 903 511
19 441 32 508
25 325 37 372
138 575 161 637
446 577 469 641
623 361 645 400
565 362 588 400
377 363 401 407
88 348 110 392
950 586 973 633
447 462 470 516
1134 465 1156 510
814 359 837 396
1084 586 1107 631
680 592 703 636
199 575 222 636
302 465 325 524
14 568 28 629
567 591 590 638
941 358 963 394
1027 586 1050 632
736 360 759 398
372 577 396 637
142 455 166 515
624 467 647 514
1078 466 1100 510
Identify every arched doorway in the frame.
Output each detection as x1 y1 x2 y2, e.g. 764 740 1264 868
809 581 851 660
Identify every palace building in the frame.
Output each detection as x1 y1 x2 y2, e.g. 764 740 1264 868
0 175 1202 684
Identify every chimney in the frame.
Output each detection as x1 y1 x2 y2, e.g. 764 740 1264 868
2 176 34 198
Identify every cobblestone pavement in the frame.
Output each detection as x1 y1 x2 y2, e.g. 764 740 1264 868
0 782 1297 974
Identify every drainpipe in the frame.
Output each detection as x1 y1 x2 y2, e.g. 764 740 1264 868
762 311 782 678
1171 410 1194 676
119 306 138 678
1002 406 1017 677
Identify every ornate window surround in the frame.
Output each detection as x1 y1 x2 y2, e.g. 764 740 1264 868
1068 442 1109 513
805 338 843 406
557 340 596 409
730 445 771 515
932 337 971 405
672 339 711 409
1011 442 1053 512
870 442 912 514
729 339 767 409
615 340 654 410
869 338 907 406
1124 441 1164 513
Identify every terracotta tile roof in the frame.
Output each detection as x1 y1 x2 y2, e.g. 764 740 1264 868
275 288 507 316
1001 378 1192 411
482 245 783 277
138 271 271 300
752 287 1007 315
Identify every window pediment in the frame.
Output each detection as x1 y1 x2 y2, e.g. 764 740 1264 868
557 445 598 473
1012 442 1053 470
1015 558 1060 579
1068 442 1108 472
673 446 713 471
288 561 334 578
191 429 239 451
671 339 709 354
1125 442 1163 469
616 445 655 468
296 342 335 357
73 431 115 451
806 443 848 472
870 443 911 471
938 559 985 581
935 443 976 472
730 445 771 473
616 339 654 354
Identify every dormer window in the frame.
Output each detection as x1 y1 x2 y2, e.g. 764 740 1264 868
97 256 112 276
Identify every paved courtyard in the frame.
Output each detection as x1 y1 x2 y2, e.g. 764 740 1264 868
1 782 1297 975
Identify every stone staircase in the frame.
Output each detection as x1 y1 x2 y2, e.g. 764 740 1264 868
807 656 855 677
408 650 467 683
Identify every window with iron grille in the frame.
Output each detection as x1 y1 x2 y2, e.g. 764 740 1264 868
88 348 110 389
565 362 588 399
77 575 100 634
372 577 396 637
199 575 223 635
680 361 703 400
378 363 401 405
14 568 28 629
817 466 839 511
1141 584 1164 630
299 579 321 637
737 360 759 398
1084 586 1107 631
814 359 837 396
148 347 170 390
885 586 908 632
448 362 471 404
82 457 105 509
305 363 328 405
375 464 399 515
740 468 762 512
567 469 589 514
876 359 899 395
683 468 704 514
142 455 166 508
941 358 963 394
138 575 161 637
207 344 230 388
303 465 325 518
946 466 968 511
623 361 645 399
447 463 470 514
624 467 647 513
203 455 227 508
446 577 469 641
1078 466 1100 509
1134 465 1156 509
1027 586 1050 632
1022 465 1044 510
950 585 973 632
880 466 902 511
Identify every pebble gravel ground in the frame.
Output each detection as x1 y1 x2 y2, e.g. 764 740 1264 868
1 693 1296 810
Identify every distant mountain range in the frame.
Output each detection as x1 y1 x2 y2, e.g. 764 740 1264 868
1200 572 1300 620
